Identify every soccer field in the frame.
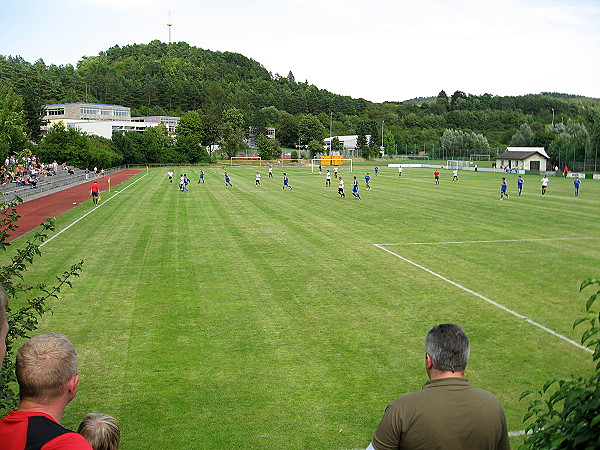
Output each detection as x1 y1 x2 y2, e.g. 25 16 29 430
6 164 600 449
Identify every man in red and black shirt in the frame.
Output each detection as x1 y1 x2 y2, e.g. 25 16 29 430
90 182 100 205
0 334 92 449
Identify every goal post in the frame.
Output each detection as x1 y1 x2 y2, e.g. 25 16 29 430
230 156 262 166
446 160 472 170
311 157 353 173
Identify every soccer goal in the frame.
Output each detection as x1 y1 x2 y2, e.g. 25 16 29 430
230 156 262 166
311 157 353 173
446 160 472 170
278 158 305 167
471 154 491 161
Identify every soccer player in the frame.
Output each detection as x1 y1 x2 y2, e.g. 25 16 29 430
574 176 581 196
500 177 509 200
452 169 458 182
198 169 205 183
90 181 100 205
374 166 379 176
182 174 190 191
268 166 273 178
517 176 524 196
398 166 403 177
351 176 361 199
338 177 345 198
167 170 173 183
224 172 233 188
334 166 338 178
434 170 440 184
255 171 261 187
365 172 371 190
326 170 331 187
541 175 549 195
282 173 292 190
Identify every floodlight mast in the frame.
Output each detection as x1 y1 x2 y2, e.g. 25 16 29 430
167 10 172 44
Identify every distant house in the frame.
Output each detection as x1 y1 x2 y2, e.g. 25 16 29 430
323 135 371 157
496 147 550 171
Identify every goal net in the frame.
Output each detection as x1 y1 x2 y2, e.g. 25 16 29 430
446 160 471 170
230 156 262 166
311 157 353 173
277 158 305 166
470 154 491 161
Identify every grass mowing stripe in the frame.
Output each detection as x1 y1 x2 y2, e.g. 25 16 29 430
374 243 592 353
40 172 148 248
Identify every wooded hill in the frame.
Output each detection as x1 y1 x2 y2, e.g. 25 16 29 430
1 40 599 165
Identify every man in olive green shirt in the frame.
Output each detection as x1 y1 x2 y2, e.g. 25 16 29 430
369 324 509 450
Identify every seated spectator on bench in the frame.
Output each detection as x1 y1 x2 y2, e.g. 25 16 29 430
78 413 120 450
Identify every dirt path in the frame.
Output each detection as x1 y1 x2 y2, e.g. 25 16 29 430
6 169 145 242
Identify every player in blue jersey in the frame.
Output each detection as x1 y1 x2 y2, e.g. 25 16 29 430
499 177 509 200
224 172 233 188
198 169 205 183
574 176 581 196
365 173 371 190
375 166 379 176
282 173 292 190
351 176 361 199
182 174 190 191
517 176 524 196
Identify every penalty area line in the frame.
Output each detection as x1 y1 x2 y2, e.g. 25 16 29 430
373 244 592 354
40 173 148 248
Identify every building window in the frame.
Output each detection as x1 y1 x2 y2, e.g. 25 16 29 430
46 108 64 116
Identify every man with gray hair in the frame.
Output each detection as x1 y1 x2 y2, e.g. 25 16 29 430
0 333 93 449
368 324 509 450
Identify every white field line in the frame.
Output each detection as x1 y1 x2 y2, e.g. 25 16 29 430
378 236 599 246
40 173 147 248
373 243 593 354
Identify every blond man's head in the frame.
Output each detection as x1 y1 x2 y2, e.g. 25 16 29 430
16 333 78 404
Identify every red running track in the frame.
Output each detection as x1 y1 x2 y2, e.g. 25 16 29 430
6 169 144 242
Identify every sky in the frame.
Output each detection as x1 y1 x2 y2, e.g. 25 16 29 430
1 0 599 103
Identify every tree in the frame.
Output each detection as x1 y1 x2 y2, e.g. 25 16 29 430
298 115 325 146
307 139 324 158
510 123 535 146
384 132 396 155
0 197 84 414
356 134 368 159
0 85 27 159
330 137 344 155
519 278 600 449
220 123 246 158
175 111 209 163
256 133 277 160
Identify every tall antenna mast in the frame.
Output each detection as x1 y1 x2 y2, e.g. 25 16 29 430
167 10 172 44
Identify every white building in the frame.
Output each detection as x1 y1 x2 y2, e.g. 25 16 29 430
496 147 550 171
42 103 180 139
67 121 162 139
323 135 371 156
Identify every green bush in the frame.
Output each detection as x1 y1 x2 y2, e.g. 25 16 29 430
519 278 600 450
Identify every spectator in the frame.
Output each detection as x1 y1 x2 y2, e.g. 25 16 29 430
78 413 120 450
0 333 93 449
0 285 8 363
368 324 509 450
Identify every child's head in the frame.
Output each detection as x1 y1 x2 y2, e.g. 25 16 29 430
78 413 120 450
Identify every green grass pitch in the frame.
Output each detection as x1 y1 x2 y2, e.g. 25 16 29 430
5 164 599 449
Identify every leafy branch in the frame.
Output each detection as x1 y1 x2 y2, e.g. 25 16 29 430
519 278 600 450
